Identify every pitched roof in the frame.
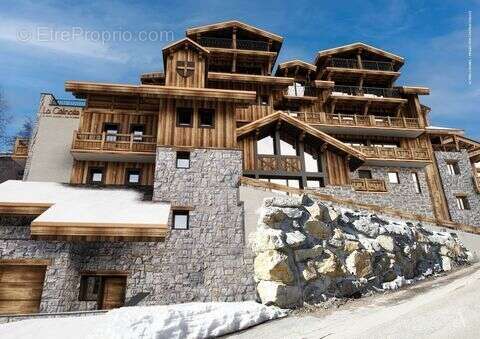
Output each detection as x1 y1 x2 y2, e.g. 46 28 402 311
237 112 366 162
186 20 283 42
162 37 210 54
277 60 317 72
315 42 404 64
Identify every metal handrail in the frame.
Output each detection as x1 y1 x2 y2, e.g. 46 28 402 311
325 58 394 71
327 58 359 69
237 39 269 51
362 60 395 71
197 37 269 51
198 37 232 48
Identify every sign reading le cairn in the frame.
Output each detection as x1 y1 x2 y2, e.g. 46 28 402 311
176 60 195 78
42 106 81 117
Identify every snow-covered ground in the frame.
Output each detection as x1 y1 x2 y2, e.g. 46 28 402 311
0 302 287 339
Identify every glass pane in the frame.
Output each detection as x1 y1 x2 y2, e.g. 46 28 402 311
177 158 190 168
257 136 274 155
305 152 319 172
287 179 300 188
307 180 321 188
280 139 296 156
388 172 399 183
174 214 188 229
92 172 102 182
129 174 140 183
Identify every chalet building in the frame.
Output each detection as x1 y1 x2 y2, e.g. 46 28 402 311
1 20 479 316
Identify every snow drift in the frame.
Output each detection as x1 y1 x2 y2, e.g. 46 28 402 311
0 302 287 339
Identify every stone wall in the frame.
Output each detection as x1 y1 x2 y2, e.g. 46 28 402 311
435 150 480 227
317 166 434 218
0 147 256 313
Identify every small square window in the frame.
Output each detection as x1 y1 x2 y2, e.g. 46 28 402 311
358 170 372 179
447 161 461 175
259 95 269 106
173 210 189 229
177 107 193 126
88 168 104 184
199 108 215 127
456 196 470 210
176 151 190 168
412 172 421 193
79 275 101 301
126 169 141 185
388 172 400 184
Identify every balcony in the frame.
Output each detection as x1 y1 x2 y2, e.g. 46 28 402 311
71 131 156 163
326 58 395 72
283 85 317 99
197 37 269 51
12 138 29 165
352 178 387 192
332 85 401 98
257 155 301 173
353 146 431 167
286 111 423 137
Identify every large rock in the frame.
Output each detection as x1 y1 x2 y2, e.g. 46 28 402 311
345 250 372 278
344 239 362 253
303 219 332 239
377 235 396 253
254 250 294 284
257 280 302 308
285 231 307 248
259 207 287 227
294 245 323 262
250 227 285 253
305 202 339 223
314 250 346 278
300 261 318 281
264 195 308 208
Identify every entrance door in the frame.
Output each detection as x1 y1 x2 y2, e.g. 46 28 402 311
0 264 47 314
99 276 126 310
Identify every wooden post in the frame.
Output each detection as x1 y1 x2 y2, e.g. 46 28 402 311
298 132 307 189
232 27 237 49
129 134 134 152
274 122 282 156
356 48 363 69
101 132 106 150
254 129 260 178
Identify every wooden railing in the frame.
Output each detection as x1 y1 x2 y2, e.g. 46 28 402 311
325 58 395 71
257 155 301 172
287 111 421 129
72 131 156 154
353 146 430 161
197 37 269 51
351 178 387 192
332 85 401 98
13 138 29 157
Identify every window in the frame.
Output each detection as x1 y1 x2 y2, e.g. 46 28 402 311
173 210 189 229
412 172 421 193
279 139 296 156
177 107 193 126
358 170 372 179
456 196 470 210
306 178 325 188
176 151 190 168
259 95 269 106
373 143 399 148
305 151 320 172
88 167 104 184
104 123 119 142
257 136 275 155
79 275 101 301
388 172 400 184
198 108 215 127
130 124 145 142
126 169 141 185
447 161 461 175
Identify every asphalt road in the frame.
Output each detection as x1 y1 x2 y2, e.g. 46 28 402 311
228 263 480 339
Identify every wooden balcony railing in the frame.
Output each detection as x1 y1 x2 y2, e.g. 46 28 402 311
353 146 430 161
287 112 421 129
13 138 29 157
257 155 301 173
325 58 395 71
352 178 387 192
72 131 156 154
332 85 401 98
197 37 269 51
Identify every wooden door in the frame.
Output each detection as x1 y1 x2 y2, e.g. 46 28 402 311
0 265 46 314
99 276 126 310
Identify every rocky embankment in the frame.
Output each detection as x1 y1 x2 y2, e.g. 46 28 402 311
250 195 472 308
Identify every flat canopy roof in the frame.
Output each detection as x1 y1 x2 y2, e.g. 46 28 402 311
66 81 257 103
0 181 170 241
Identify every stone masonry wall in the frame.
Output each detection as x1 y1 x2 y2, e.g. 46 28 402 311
317 166 434 218
0 148 256 314
435 150 480 227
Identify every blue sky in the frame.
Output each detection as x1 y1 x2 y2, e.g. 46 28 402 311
0 0 478 141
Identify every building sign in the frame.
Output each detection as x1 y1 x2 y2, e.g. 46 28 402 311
42 105 81 117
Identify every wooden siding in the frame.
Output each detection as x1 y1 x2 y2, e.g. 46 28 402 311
238 135 256 171
165 46 206 88
70 161 154 185
325 150 351 185
156 99 237 148
80 110 158 136
0 264 47 315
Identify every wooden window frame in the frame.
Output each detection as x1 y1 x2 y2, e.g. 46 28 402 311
176 151 190 169
79 275 102 302
176 107 194 127
455 195 470 210
88 167 105 185
172 209 190 230
125 168 141 186
198 108 215 128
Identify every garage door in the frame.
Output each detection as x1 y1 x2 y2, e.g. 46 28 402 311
0 262 48 315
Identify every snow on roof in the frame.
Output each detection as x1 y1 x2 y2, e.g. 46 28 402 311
426 126 465 135
0 180 170 229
